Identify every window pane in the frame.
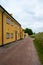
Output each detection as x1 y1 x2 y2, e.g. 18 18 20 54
6 33 10 39
6 18 10 24
6 18 14 26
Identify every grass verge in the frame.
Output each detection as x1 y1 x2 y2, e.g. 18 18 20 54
33 32 43 64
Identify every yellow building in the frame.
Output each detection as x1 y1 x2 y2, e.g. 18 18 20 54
24 33 29 38
0 5 24 46
20 28 24 39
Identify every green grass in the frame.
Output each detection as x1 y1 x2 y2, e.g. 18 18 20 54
30 34 35 38
34 32 43 64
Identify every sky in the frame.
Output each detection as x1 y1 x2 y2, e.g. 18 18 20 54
0 0 43 33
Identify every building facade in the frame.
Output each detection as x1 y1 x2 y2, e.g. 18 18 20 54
0 5 24 46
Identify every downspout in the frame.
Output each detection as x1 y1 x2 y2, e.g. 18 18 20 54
2 11 4 46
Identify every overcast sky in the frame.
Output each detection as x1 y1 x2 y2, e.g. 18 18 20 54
0 0 43 33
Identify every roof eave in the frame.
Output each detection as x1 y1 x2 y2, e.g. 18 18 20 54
0 5 21 26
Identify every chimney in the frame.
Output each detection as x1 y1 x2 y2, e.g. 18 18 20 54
10 14 12 16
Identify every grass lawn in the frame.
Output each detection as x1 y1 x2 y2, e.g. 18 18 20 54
33 32 43 64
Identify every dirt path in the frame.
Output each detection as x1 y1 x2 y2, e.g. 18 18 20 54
0 37 41 65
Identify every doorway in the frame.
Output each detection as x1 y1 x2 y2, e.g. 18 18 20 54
15 31 17 41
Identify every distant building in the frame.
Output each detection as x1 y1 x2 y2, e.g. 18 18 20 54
24 33 29 38
0 5 24 46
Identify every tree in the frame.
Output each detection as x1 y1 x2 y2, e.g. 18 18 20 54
24 28 33 35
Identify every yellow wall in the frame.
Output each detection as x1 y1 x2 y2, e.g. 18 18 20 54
20 28 24 39
0 11 2 45
15 26 21 40
22 31 24 38
3 13 21 44
3 13 15 44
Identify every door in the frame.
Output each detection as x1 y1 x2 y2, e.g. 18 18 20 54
15 31 17 41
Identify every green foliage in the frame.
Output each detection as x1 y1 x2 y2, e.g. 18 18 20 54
35 32 43 46
24 28 33 35
30 34 35 38
34 32 43 64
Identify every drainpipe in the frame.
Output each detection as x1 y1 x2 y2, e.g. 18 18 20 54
2 11 4 46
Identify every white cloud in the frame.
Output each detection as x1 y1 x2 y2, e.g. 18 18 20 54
0 0 43 33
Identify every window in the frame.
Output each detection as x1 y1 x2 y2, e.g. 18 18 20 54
10 21 14 26
6 33 10 39
6 18 10 24
6 18 14 26
11 33 13 38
